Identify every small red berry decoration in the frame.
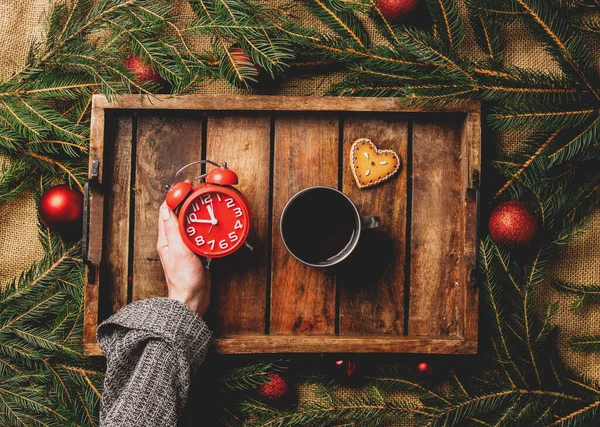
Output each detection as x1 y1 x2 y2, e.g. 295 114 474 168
416 361 436 378
258 373 289 401
332 359 365 385
124 53 164 87
38 185 83 232
377 0 419 23
335 359 358 378
489 201 538 249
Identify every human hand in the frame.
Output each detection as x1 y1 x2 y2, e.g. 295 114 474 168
157 201 211 317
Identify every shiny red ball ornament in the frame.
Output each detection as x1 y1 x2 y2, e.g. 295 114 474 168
228 46 266 88
258 373 289 401
377 0 419 23
38 185 83 231
416 361 435 377
124 54 164 86
489 201 538 249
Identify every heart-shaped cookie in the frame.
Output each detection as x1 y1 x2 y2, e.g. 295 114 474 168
350 138 401 189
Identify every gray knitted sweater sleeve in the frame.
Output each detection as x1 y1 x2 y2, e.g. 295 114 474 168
97 297 212 427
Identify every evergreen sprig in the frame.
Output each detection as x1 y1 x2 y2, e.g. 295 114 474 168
219 361 287 392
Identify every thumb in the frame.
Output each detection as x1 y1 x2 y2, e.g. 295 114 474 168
160 204 185 249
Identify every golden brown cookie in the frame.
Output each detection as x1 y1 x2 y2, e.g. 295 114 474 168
350 138 401 189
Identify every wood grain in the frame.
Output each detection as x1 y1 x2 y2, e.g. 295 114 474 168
101 114 132 316
462 111 481 342
408 118 463 337
270 115 339 335
132 112 203 302
84 336 477 356
90 99 106 184
339 116 408 335
83 105 105 346
205 114 271 335
94 94 481 114
213 335 477 354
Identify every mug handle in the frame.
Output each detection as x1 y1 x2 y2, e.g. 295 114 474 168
361 216 379 229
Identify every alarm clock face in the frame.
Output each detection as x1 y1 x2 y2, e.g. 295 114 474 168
178 187 250 258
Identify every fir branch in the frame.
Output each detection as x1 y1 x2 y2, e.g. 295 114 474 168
304 0 369 48
547 115 600 164
489 107 597 131
493 130 561 200
552 278 600 310
480 237 526 387
38 0 138 65
569 335 600 352
0 158 37 203
547 399 600 426
515 0 600 100
219 361 286 392
427 0 463 48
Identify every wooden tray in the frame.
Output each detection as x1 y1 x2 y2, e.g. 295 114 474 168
83 95 480 355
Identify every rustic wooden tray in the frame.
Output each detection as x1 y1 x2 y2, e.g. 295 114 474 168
83 94 480 355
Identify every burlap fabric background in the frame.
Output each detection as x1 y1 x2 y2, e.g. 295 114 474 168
1 0 599 416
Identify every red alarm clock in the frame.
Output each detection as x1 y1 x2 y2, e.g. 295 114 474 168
165 160 251 259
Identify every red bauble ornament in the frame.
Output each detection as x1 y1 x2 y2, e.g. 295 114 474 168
377 0 419 23
38 185 83 231
258 373 289 401
228 46 267 88
416 361 435 377
124 54 164 86
489 201 538 249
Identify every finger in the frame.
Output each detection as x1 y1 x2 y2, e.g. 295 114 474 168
160 203 191 256
157 202 168 255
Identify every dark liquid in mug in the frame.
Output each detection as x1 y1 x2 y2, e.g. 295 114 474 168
281 188 357 265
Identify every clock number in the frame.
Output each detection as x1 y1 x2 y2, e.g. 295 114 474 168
195 235 205 246
225 197 235 208
187 213 198 224
207 240 215 250
234 220 243 230
201 194 212 205
233 207 243 218
186 226 196 237
191 202 200 212
219 239 229 249
228 232 238 242
215 193 222 202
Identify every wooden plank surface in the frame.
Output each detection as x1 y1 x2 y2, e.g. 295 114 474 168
408 118 463 337
462 111 481 342
83 106 105 346
100 114 132 316
132 112 203 302
205 114 271 335
85 98 482 356
84 336 477 356
94 94 481 114
339 116 408 335
270 115 339 334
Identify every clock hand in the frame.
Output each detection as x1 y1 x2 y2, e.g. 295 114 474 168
207 202 218 225
188 213 213 224
189 218 213 224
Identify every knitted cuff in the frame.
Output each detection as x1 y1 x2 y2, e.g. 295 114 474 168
97 298 212 366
